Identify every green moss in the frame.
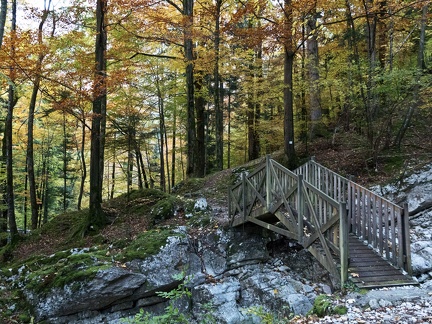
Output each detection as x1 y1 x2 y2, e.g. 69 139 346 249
311 294 332 317
333 305 347 315
151 196 178 224
18 313 31 323
310 294 347 318
16 248 112 295
120 229 180 262
172 178 206 195
187 212 212 228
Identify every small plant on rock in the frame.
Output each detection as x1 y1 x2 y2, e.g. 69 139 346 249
122 272 191 324
310 294 347 317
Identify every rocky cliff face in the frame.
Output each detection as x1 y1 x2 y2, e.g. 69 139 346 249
20 227 329 323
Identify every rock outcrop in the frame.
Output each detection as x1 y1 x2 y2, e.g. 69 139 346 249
21 227 329 323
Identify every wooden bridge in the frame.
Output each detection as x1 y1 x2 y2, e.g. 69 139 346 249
228 156 417 289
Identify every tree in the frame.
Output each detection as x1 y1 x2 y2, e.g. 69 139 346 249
89 0 108 229
5 0 18 237
306 9 321 139
283 0 297 169
0 0 6 246
27 1 51 230
0 0 6 48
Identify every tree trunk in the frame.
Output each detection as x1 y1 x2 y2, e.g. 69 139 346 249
77 119 86 210
27 0 49 232
62 114 67 211
247 46 261 162
136 148 149 189
307 11 321 138
6 0 18 237
183 0 196 177
283 0 296 169
158 94 166 191
194 75 206 177
0 0 6 48
393 5 427 148
171 100 177 189
214 0 223 171
89 0 108 229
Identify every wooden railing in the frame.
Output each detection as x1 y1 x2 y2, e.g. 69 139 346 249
229 156 349 284
229 156 413 285
348 182 412 274
295 158 412 275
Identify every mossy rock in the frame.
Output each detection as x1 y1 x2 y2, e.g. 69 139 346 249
150 196 179 224
120 229 181 262
310 294 347 317
311 294 332 317
172 178 206 195
13 247 112 295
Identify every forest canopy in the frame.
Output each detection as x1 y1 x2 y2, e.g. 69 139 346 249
0 0 431 238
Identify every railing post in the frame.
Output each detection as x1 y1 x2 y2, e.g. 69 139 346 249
266 154 271 211
339 202 349 287
297 174 304 243
402 203 412 275
242 172 247 223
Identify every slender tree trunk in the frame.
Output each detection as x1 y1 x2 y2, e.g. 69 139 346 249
307 11 321 138
214 0 223 171
283 0 296 169
41 155 49 225
6 0 18 237
135 147 143 190
195 75 206 177
171 101 177 189
164 117 170 192
89 0 108 228
363 0 378 148
158 95 166 191
110 160 115 199
0 0 6 48
393 5 427 148
227 79 232 169
137 149 149 189
62 114 68 212
24 172 28 234
299 19 308 145
127 133 133 194
77 120 86 210
27 0 50 232
247 46 261 162
183 0 196 177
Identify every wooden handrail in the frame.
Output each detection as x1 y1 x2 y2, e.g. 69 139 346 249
296 158 412 275
229 156 412 284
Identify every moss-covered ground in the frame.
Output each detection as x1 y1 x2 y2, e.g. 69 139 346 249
0 179 229 323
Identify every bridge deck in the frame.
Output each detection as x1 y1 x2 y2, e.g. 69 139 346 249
348 234 417 289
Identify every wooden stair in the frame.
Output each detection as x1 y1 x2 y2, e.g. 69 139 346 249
348 234 418 289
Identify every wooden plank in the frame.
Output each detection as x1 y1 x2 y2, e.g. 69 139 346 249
302 214 339 249
390 206 396 265
247 217 298 241
308 245 340 280
274 211 298 234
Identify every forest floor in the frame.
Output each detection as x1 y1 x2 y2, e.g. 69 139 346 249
1 129 432 323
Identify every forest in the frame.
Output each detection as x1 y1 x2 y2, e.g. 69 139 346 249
0 0 430 244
